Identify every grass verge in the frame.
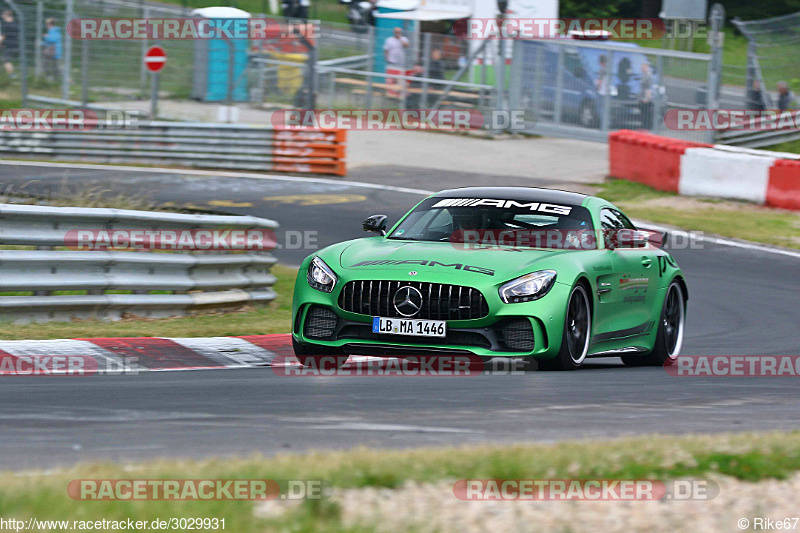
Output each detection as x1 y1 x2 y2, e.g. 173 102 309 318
0 264 296 339
598 179 800 249
764 138 800 155
2 431 800 532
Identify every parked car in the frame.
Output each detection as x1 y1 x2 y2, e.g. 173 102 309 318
521 38 664 129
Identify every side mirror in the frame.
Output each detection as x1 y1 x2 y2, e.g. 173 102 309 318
616 228 664 249
363 214 388 236
641 228 666 248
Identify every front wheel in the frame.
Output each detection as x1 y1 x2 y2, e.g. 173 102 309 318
540 284 592 371
622 281 686 367
292 338 348 369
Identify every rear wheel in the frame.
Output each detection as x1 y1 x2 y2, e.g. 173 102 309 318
292 338 348 369
622 281 685 367
540 284 591 371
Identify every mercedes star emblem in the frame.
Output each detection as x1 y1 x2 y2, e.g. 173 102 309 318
393 286 423 317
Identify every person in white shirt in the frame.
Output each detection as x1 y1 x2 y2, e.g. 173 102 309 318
384 27 410 68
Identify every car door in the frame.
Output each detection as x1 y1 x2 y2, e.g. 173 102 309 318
593 208 659 340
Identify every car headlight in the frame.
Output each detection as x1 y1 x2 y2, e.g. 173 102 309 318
307 256 338 293
499 270 557 303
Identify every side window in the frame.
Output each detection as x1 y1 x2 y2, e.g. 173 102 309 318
565 53 584 78
600 208 635 248
615 210 636 230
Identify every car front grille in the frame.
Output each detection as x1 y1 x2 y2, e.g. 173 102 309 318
338 280 489 320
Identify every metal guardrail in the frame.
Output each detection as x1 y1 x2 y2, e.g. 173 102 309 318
717 128 800 148
0 203 279 324
0 121 347 176
318 54 371 70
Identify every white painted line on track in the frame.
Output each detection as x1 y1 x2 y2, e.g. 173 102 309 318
634 220 800 260
1 160 796 259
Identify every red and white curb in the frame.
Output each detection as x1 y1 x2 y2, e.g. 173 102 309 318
0 334 385 375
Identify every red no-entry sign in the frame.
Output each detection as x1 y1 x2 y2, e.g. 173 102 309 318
144 46 167 73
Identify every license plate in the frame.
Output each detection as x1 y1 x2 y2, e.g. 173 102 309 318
372 317 446 337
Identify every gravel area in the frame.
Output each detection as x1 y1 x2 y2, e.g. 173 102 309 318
258 473 800 532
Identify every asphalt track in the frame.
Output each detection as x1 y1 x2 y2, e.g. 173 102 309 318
0 161 799 471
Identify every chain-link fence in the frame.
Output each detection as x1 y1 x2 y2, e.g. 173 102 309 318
1 0 731 143
508 38 713 142
6 0 193 103
8 0 375 109
732 11 800 110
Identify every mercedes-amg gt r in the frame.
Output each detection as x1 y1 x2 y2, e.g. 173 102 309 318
292 187 687 370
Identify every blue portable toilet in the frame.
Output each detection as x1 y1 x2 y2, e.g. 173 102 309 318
191 6 250 102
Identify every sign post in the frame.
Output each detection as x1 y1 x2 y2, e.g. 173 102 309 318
145 45 167 119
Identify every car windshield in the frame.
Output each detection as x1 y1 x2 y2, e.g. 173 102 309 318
388 197 595 249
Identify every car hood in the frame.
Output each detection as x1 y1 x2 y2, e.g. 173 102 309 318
338 238 571 282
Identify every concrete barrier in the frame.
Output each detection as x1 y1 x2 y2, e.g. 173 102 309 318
609 130 800 210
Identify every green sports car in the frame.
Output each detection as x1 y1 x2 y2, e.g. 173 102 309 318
292 187 687 370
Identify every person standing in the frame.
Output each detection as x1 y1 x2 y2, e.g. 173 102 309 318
638 62 655 129
42 18 63 82
595 55 608 96
383 27 409 69
777 81 796 111
428 49 445 80
746 80 765 111
0 10 19 78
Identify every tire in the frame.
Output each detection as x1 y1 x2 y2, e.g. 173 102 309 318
292 338 348 369
539 284 592 371
622 281 686 367
579 100 599 129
